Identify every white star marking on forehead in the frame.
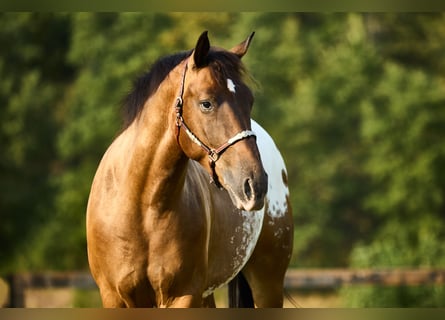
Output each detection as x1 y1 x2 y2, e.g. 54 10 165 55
227 78 236 93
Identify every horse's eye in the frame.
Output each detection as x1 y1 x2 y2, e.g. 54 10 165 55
199 101 213 112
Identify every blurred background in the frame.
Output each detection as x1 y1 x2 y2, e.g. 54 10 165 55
1 12 445 307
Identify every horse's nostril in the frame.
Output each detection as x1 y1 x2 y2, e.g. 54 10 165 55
244 178 253 201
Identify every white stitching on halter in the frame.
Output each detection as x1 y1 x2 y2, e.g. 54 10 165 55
184 124 204 148
227 130 256 145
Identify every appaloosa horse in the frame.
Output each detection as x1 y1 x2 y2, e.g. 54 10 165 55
86 31 293 308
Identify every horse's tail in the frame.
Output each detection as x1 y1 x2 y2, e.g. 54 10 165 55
228 272 254 308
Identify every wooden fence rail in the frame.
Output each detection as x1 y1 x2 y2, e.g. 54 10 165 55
284 268 445 289
3 268 445 307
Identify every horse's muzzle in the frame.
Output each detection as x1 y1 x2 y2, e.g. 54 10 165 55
226 170 268 212
242 173 268 211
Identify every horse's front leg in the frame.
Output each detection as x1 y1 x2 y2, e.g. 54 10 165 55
165 292 216 307
158 294 203 308
148 251 208 308
152 273 206 308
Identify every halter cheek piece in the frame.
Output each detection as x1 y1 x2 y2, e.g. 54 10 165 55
174 59 256 189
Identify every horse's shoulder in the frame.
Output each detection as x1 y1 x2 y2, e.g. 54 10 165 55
182 160 214 206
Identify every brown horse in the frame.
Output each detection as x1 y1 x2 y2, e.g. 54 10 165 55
86 31 293 308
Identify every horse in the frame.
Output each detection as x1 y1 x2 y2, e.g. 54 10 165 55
86 31 293 308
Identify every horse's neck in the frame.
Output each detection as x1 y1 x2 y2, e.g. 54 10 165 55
121 89 188 211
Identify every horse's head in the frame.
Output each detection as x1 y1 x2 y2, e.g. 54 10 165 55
175 31 267 211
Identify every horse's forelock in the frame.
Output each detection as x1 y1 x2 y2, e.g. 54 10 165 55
207 50 248 87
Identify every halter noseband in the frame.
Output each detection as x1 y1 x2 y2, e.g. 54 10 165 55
174 59 256 189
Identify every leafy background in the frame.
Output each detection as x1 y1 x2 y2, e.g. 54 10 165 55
1 12 445 306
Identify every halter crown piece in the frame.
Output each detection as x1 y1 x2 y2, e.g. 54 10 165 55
174 59 256 189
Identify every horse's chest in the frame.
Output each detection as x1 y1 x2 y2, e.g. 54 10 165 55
204 207 264 297
229 210 264 271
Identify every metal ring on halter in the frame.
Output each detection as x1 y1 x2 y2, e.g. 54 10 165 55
176 96 183 107
209 150 220 163
175 115 182 127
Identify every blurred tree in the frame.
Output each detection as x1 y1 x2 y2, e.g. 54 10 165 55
0 13 74 272
337 13 445 307
231 13 382 267
284 14 381 267
340 56 445 308
364 13 445 76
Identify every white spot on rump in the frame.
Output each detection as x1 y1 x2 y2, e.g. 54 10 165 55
227 78 236 93
251 119 289 219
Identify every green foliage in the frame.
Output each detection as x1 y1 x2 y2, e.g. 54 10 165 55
281 15 380 267
341 217 445 307
341 284 445 308
0 13 73 272
337 17 445 305
1 13 445 306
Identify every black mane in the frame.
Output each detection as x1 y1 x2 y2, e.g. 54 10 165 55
122 49 248 128
122 50 191 128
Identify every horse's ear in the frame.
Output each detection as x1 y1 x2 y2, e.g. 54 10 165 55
191 31 210 68
230 32 255 58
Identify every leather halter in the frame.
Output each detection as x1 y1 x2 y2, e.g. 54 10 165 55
174 59 256 189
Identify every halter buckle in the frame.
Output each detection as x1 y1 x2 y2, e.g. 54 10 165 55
176 96 183 108
175 97 184 127
175 115 182 128
209 150 220 163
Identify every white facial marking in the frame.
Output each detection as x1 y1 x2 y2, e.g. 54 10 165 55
227 78 236 93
